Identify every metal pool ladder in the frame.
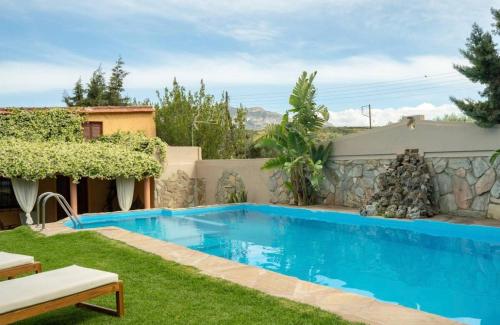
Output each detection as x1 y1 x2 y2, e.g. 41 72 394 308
36 192 82 230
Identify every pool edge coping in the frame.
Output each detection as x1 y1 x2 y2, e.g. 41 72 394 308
34 217 459 325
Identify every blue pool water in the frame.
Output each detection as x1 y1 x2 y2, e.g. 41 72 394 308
68 204 500 324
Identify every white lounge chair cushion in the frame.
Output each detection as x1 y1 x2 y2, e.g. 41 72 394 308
0 265 119 314
0 252 34 269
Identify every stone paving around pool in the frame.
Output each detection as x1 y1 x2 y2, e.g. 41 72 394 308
35 217 460 325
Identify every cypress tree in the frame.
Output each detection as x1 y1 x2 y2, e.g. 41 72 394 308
86 66 107 106
450 8 500 127
63 57 130 107
63 78 86 106
106 56 129 105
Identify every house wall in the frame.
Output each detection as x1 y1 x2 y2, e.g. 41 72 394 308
84 111 156 137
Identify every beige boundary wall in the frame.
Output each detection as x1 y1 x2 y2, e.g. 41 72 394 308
154 119 500 219
333 118 500 159
196 159 274 204
329 119 500 219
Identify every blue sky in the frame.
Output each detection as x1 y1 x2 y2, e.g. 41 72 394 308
0 0 497 125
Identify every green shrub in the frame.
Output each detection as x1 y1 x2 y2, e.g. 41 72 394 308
227 190 248 203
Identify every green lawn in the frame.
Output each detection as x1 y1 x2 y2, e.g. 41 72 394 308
0 227 355 325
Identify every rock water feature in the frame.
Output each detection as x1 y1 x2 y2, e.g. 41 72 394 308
360 150 436 219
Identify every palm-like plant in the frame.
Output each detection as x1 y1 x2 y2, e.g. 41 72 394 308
257 71 333 205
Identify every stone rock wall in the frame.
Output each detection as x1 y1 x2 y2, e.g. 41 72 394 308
268 170 294 204
427 157 500 218
265 155 500 219
155 170 205 208
322 159 391 208
215 170 246 203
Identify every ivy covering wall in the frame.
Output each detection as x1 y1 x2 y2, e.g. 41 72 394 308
0 109 166 182
0 109 85 142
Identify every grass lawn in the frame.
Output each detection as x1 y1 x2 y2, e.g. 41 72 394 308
0 227 356 325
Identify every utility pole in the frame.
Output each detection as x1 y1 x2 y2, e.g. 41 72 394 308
361 104 372 129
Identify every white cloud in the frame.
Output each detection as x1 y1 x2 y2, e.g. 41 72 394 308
329 103 464 126
221 22 280 42
0 54 468 94
20 0 369 18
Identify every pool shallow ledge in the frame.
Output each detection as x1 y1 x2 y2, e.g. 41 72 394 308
55 204 465 325
66 203 500 244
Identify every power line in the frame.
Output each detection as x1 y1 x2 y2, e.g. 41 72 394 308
233 81 473 106
231 76 469 103
231 72 463 99
233 84 476 109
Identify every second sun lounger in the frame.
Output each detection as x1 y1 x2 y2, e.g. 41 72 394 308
0 265 124 324
0 252 41 279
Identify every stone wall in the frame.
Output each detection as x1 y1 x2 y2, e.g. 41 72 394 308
155 170 205 208
304 156 500 219
215 170 246 203
428 157 500 218
323 159 391 208
268 170 294 204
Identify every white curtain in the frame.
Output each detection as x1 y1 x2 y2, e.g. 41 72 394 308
116 177 135 211
11 178 39 225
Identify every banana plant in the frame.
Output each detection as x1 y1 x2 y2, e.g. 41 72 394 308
257 71 333 205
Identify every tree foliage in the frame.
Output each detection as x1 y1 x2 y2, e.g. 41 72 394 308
257 71 334 205
155 79 248 159
64 57 130 107
451 8 500 127
433 113 473 123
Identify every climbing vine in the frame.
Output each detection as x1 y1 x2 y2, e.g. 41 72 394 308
0 109 84 142
95 131 167 162
0 109 166 181
0 139 161 182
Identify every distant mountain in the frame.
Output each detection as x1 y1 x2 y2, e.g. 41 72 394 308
229 106 283 130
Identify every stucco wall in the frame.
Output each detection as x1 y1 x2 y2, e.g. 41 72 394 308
334 119 499 159
84 111 156 137
196 159 274 204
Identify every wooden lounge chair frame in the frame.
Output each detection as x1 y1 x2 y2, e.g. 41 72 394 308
0 261 42 280
0 281 124 324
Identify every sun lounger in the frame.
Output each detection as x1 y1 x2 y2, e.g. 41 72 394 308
0 265 124 324
0 252 41 279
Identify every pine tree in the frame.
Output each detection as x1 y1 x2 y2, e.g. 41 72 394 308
86 66 107 106
450 8 500 127
63 78 86 106
106 56 129 105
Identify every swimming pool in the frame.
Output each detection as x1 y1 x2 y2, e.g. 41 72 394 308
68 204 500 324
